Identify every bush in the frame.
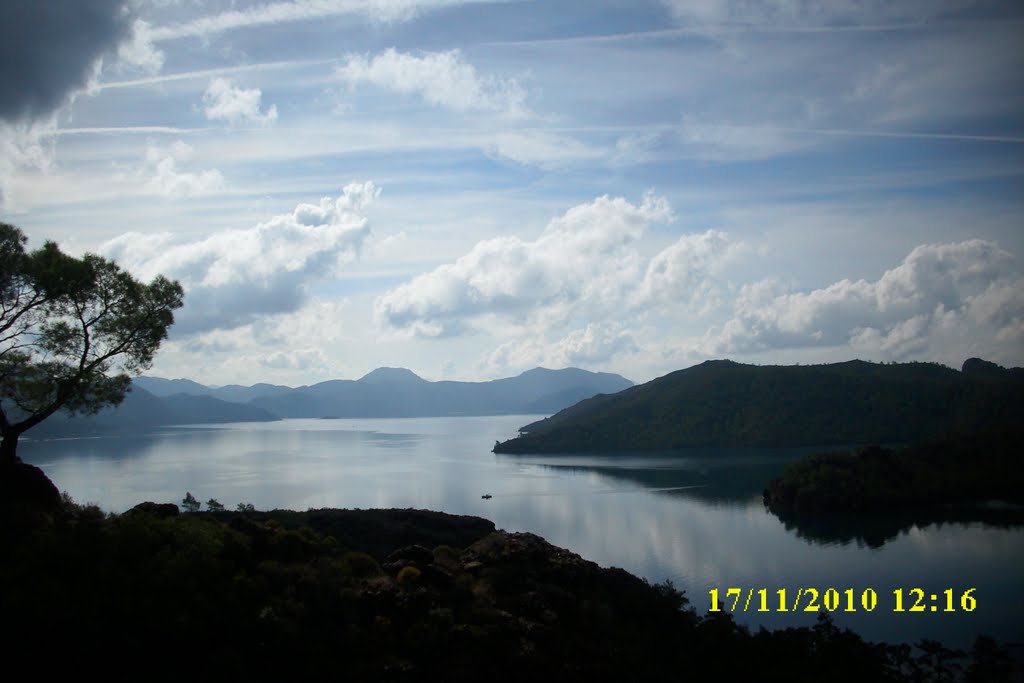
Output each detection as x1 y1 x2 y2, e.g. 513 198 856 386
432 545 461 570
342 551 381 579
397 565 421 590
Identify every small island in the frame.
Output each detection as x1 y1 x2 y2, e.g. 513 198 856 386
763 427 1024 517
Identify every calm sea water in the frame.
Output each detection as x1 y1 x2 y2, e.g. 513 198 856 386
20 415 1024 649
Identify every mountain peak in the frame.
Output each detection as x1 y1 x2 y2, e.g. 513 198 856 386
358 367 427 385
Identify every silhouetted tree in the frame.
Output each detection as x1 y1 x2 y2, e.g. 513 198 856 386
181 492 200 512
0 223 183 464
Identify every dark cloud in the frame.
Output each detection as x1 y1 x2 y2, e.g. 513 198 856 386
0 0 131 122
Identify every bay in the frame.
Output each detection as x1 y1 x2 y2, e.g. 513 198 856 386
20 415 1024 650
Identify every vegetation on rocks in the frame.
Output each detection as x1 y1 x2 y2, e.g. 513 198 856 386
0 486 1016 681
495 358 1024 454
763 427 1024 517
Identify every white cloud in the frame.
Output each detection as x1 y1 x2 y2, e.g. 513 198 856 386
483 323 639 377
637 230 735 313
203 78 278 125
552 323 640 365
0 116 57 210
117 20 165 74
712 239 1023 364
260 348 331 372
150 296 358 384
678 119 811 161
375 192 676 337
143 140 225 198
336 48 528 117
661 0 985 27
149 0 492 41
487 131 603 167
101 181 378 334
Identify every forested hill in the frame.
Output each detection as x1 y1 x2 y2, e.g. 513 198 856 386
493 358 1024 454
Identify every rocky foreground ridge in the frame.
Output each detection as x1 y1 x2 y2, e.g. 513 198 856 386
1 463 1016 682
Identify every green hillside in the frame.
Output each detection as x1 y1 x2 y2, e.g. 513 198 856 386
494 358 1024 453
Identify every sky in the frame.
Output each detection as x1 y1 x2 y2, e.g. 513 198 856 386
1 0 1022 387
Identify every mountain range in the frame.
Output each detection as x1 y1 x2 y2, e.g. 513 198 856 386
493 358 1024 454
28 367 633 438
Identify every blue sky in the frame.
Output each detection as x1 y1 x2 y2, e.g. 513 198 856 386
2 0 1022 386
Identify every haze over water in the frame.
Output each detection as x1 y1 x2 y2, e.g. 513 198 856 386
22 415 1024 650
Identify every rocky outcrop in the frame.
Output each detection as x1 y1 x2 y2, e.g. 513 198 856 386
0 461 62 539
126 501 181 518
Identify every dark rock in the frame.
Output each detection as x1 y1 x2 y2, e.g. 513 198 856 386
382 559 414 574
420 563 454 589
387 543 435 565
125 501 180 517
292 508 496 559
0 461 63 538
961 357 1024 381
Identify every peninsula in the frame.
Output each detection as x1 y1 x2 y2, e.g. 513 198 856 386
493 358 1024 454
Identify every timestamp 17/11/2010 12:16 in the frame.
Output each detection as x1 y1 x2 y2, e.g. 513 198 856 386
708 587 978 614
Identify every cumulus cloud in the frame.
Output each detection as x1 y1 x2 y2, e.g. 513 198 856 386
336 48 527 117
375 192 676 337
555 323 640 365
713 239 1023 362
151 296 359 384
143 140 225 198
376 192 751 374
260 348 331 372
0 0 132 122
101 181 378 334
484 324 639 377
203 78 278 125
636 230 735 313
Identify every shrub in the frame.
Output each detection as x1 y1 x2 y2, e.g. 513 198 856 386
342 551 381 579
432 545 461 570
397 565 421 590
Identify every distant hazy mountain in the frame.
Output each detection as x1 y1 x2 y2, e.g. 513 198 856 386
133 376 293 404
133 376 214 397
128 367 633 420
252 367 632 418
493 358 1024 454
27 386 279 439
357 367 428 386
209 383 295 404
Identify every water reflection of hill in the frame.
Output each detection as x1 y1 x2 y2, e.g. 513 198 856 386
557 462 784 503
763 428 1024 547
501 450 1024 548
770 504 1024 549
499 449 816 504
